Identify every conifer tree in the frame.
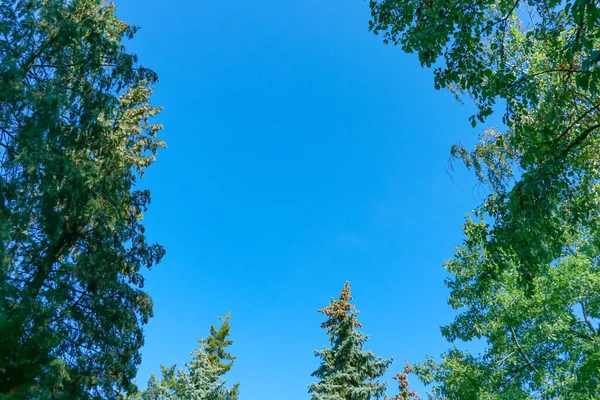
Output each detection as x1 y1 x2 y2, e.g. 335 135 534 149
201 313 239 399
309 282 392 400
175 344 229 400
386 363 419 400
137 315 239 400
139 365 180 400
0 1 164 397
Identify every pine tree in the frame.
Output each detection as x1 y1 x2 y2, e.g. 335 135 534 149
309 282 393 400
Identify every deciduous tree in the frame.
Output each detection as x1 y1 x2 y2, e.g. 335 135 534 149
370 0 600 283
369 0 600 396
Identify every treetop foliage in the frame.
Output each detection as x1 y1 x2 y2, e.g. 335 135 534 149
309 282 393 400
0 0 164 397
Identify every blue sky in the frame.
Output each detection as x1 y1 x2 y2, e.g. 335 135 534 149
116 1 491 398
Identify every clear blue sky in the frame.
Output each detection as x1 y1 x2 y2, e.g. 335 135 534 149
116 1 491 398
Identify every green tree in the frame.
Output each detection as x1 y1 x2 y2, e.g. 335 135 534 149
369 0 600 397
0 0 164 397
202 314 240 399
138 315 239 400
134 349 226 400
176 345 231 400
138 366 180 400
309 282 393 400
412 221 600 399
369 0 600 282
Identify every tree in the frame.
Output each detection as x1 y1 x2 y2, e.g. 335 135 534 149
0 0 164 397
386 363 420 400
176 345 231 400
412 221 600 399
309 282 393 400
368 0 600 397
134 348 227 400
202 314 240 399
138 315 239 400
369 0 600 282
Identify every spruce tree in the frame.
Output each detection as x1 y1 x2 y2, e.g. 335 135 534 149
309 282 392 400
201 314 239 399
176 344 229 400
135 347 225 400
386 363 419 400
138 315 239 400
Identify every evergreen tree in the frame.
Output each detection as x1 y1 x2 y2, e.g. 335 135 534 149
138 315 239 400
386 363 419 400
201 314 239 399
309 282 392 400
139 366 180 400
0 0 164 397
176 344 229 400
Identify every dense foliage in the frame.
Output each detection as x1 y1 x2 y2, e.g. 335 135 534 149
5 0 599 398
309 282 393 400
416 231 600 398
369 0 600 397
0 0 164 397
370 0 600 283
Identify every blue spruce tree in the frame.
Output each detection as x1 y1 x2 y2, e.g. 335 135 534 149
133 315 238 400
309 282 393 400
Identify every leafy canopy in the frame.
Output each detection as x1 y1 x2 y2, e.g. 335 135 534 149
415 221 600 398
369 0 600 397
370 0 600 283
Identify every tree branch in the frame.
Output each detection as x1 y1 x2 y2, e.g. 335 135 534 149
580 301 597 335
509 326 540 374
561 123 600 156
